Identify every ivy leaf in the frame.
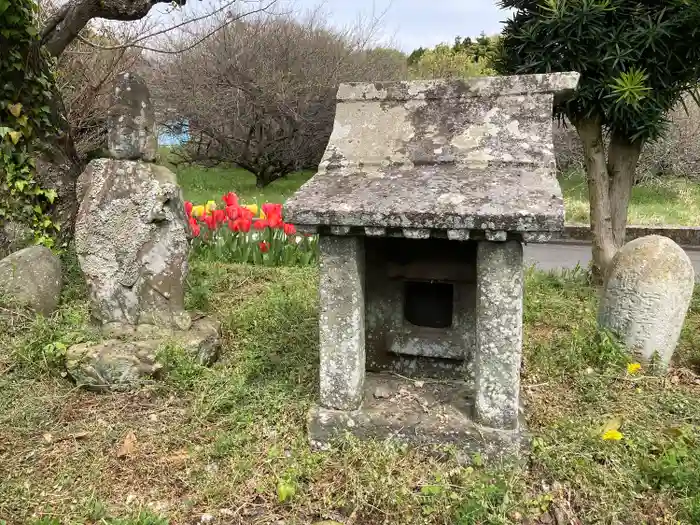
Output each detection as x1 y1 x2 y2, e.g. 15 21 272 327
26 26 37 37
8 131 21 144
0 126 10 138
44 189 58 203
8 103 22 118
17 115 28 127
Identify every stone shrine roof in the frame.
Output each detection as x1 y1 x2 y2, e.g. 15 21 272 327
285 73 580 241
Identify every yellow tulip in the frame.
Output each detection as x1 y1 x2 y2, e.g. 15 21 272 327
191 205 205 217
245 204 259 216
205 200 217 212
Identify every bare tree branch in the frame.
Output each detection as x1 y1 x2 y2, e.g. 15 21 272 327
42 0 177 57
73 0 278 55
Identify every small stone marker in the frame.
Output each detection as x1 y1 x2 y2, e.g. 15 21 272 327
70 72 221 391
598 235 694 369
108 72 157 162
285 73 580 462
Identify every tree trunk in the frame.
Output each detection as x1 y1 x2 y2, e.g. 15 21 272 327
34 46 83 247
573 116 616 283
607 132 643 248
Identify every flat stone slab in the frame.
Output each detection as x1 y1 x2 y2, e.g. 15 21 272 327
286 165 562 235
307 373 527 464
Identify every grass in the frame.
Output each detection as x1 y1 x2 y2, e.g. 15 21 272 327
172 164 313 206
2 258 700 524
560 170 700 226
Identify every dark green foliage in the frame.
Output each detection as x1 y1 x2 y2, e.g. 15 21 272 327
496 0 700 142
0 0 62 246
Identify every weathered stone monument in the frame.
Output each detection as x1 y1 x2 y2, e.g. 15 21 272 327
285 73 580 461
599 235 694 369
68 72 220 391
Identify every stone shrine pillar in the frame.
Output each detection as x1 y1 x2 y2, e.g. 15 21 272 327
286 73 581 462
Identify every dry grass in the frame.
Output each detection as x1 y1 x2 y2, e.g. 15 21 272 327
2 261 700 524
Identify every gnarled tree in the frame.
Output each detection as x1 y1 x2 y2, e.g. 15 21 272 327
496 0 700 279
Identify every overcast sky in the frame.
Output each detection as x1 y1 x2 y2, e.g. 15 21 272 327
149 0 511 53
284 0 511 52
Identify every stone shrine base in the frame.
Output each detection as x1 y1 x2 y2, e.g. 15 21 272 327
307 373 528 464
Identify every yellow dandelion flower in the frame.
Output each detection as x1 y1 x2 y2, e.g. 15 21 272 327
191 205 205 217
245 204 259 216
627 362 642 375
602 429 623 441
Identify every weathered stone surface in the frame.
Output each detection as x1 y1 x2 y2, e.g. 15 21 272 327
285 73 580 240
0 221 34 257
0 246 62 316
308 373 527 464
66 339 163 391
598 235 694 368
474 240 524 430
319 236 365 411
75 159 190 330
108 72 157 162
365 236 476 380
102 316 222 366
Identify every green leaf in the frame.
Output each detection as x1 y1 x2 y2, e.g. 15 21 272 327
44 188 57 204
8 131 21 144
276 480 296 503
8 103 22 117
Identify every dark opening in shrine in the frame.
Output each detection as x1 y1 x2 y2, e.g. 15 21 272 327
403 280 454 328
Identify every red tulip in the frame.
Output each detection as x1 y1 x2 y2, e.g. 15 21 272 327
253 219 269 231
239 207 254 221
225 205 238 220
222 192 238 207
262 203 282 218
188 216 200 237
185 201 193 217
213 209 226 224
230 217 251 233
203 214 217 230
259 241 270 253
283 223 296 236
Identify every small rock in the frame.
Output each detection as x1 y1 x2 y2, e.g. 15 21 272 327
200 513 215 524
65 339 163 392
148 413 158 422
373 385 392 399
0 245 62 316
126 494 137 505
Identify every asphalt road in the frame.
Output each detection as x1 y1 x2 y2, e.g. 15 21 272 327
524 241 700 278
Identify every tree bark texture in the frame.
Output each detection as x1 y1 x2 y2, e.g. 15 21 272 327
607 132 643 248
573 116 617 282
41 0 174 57
573 117 644 282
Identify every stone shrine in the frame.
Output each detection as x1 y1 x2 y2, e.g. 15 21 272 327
69 72 220 391
285 73 580 461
